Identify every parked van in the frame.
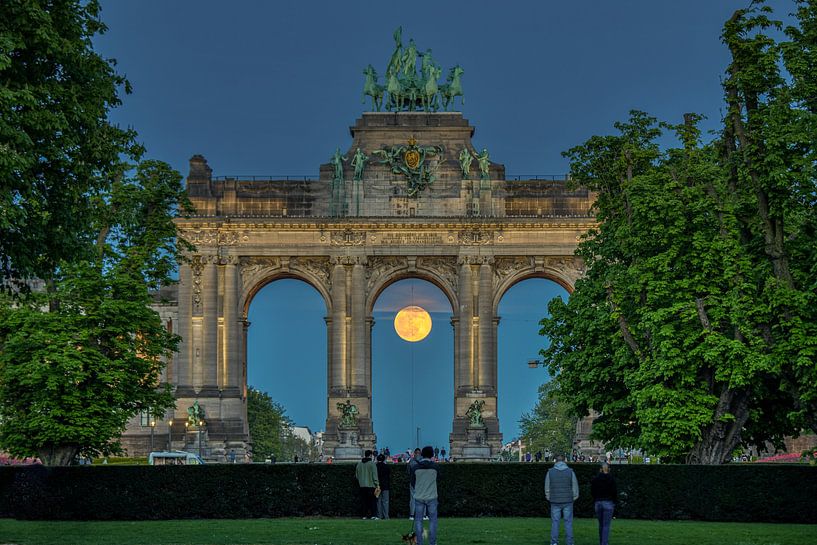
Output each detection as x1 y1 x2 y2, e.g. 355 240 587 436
148 451 204 465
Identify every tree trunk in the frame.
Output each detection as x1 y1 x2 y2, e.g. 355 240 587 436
686 387 750 464
37 445 79 466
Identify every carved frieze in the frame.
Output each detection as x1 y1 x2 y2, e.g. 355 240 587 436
189 255 215 313
417 256 458 295
291 257 332 288
457 229 492 245
182 229 250 245
366 256 407 292
543 256 586 284
330 229 366 246
239 257 282 282
493 256 534 289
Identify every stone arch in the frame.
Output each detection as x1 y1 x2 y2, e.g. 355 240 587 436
239 256 333 318
492 256 582 315
366 257 458 315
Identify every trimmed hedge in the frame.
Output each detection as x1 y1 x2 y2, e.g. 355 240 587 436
0 463 814 523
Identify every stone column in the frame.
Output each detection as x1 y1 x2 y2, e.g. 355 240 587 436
350 262 366 392
492 317 500 392
478 260 494 393
200 258 219 395
457 259 474 392
222 260 241 396
330 261 348 393
176 262 194 396
366 316 374 397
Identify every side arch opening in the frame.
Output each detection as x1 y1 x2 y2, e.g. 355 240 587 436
495 276 570 451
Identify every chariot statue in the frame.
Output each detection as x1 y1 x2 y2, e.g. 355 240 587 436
361 29 464 113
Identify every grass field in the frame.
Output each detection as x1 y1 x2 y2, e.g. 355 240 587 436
0 517 813 545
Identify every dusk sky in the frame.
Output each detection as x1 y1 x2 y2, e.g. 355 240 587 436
94 1 793 452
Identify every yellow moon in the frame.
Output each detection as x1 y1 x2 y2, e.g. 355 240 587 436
394 305 432 342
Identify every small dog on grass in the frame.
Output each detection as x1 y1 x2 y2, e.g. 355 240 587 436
401 528 427 544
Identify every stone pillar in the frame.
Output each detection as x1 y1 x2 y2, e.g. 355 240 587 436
222 260 241 396
200 258 219 395
492 317 500 392
478 260 494 393
176 262 194 395
457 259 474 393
330 261 348 393
366 316 374 397
350 262 366 392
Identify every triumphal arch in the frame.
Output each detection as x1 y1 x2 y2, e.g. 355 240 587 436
123 32 596 461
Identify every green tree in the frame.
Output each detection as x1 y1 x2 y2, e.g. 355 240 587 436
540 1 817 464
519 381 577 457
721 1 817 436
247 387 297 462
0 1 192 466
0 0 141 283
0 161 189 465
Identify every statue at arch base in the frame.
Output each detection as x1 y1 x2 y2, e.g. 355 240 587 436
450 394 502 461
326 398 377 461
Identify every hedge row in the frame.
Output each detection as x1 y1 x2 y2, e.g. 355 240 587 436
1 462 814 523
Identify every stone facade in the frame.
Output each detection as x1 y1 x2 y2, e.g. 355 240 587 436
120 112 597 461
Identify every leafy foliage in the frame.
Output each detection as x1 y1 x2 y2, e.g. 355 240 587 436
519 381 577 457
540 1 817 464
0 0 142 283
0 1 192 466
247 387 316 462
0 162 189 464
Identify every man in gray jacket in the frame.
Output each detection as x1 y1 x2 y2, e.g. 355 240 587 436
544 454 579 545
410 446 440 545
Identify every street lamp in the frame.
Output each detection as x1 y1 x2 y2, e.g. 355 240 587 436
150 419 156 452
167 419 173 450
198 420 205 459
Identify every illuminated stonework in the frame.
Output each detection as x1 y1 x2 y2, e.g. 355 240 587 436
124 113 596 462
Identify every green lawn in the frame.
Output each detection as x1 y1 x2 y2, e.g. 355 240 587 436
0 517 813 545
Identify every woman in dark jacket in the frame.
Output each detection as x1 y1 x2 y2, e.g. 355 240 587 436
375 454 391 519
590 462 617 545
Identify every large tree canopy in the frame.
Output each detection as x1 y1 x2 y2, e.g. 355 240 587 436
0 161 189 465
0 2 190 465
0 0 141 282
540 1 817 464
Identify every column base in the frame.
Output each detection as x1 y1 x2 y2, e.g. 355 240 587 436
197 385 222 397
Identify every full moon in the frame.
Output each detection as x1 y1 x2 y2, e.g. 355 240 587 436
394 305 432 342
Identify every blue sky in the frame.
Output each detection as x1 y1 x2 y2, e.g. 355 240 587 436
93 0 795 451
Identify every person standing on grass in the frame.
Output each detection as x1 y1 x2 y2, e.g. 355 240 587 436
410 446 440 545
545 454 579 545
355 449 380 519
375 453 391 519
407 447 421 520
591 462 617 545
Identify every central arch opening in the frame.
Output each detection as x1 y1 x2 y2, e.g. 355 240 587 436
371 278 453 455
246 278 327 459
